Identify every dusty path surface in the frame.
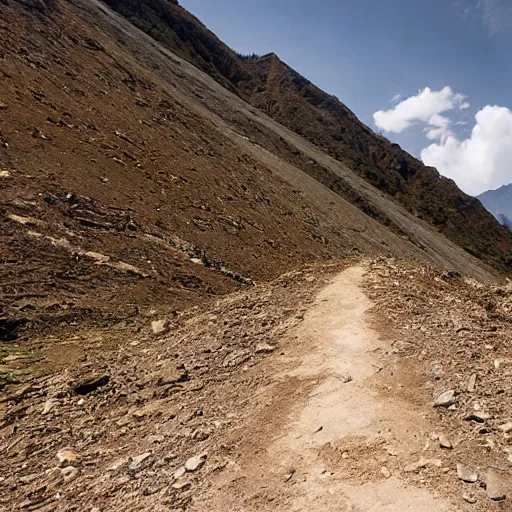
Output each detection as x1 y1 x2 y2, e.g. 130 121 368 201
3 260 510 511
192 265 456 511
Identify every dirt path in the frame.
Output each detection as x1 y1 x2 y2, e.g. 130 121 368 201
193 265 457 511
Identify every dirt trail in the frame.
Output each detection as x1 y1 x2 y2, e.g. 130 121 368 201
194 266 456 511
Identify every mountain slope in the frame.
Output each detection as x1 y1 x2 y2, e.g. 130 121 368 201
100 0 512 274
0 0 504 340
478 184 512 229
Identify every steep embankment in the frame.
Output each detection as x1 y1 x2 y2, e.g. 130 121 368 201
101 0 512 274
0 0 501 339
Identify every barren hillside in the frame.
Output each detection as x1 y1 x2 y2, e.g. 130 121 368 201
1 1 512 510
102 0 512 275
0 0 502 340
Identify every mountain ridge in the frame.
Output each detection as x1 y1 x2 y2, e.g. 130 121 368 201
478 184 512 229
100 0 512 274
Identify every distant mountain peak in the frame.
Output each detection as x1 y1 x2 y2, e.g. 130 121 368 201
478 183 512 229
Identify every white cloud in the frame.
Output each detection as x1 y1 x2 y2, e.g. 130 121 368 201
374 86 455 133
390 93 402 104
373 86 469 136
421 105 512 195
424 114 453 142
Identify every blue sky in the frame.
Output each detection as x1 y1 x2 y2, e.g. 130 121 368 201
180 0 512 195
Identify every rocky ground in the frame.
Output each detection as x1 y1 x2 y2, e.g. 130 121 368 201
1 258 511 511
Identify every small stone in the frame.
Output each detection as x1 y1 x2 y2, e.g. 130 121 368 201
284 469 296 481
254 343 276 354
381 466 391 479
172 481 191 490
91 508 101 512
439 434 453 449
486 469 508 501
174 466 186 479
148 435 165 444
467 374 477 393
465 412 491 423
336 372 353 383
457 463 479 483
129 452 151 471
434 390 457 407
42 399 55 415
499 422 512 433
431 362 444 379
404 458 442 473
341 451 349 459
151 319 169 335
386 446 398 457
77 398 85 406
185 454 207 472
0 103 8 110
19 474 38 484
56 449 79 467
462 492 477 504
61 466 79 483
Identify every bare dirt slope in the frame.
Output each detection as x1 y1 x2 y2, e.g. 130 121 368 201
0 0 503 341
2 260 511 511
101 0 512 274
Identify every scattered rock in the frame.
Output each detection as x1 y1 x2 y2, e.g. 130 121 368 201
61 466 79 484
386 446 398 457
457 463 479 483
19 474 38 484
462 491 477 504
284 468 296 481
467 374 477 393
42 399 55 415
431 362 444 378
172 481 191 490
0 103 8 110
223 350 251 368
147 435 165 444
0 170 11 178
404 458 441 473
73 374 110 395
156 366 189 386
56 449 79 467
439 434 453 449
465 412 491 423
254 343 276 354
174 466 186 479
381 466 391 478
335 372 353 383
129 452 151 471
486 469 508 501
434 390 457 407
185 454 207 472
151 319 169 335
